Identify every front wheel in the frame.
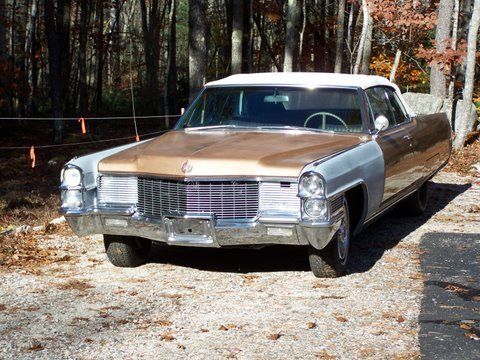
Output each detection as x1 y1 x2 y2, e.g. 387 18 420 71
309 200 350 278
104 235 152 267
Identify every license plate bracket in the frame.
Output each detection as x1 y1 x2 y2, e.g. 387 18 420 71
164 215 216 246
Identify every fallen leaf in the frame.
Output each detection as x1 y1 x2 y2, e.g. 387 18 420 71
218 325 228 331
27 341 44 352
155 320 173 326
0 304 6 311
268 333 282 340
313 283 330 289
160 332 175 341
307 322 317 329
335 316 348 323
465 332 480 341
200 328 209 332
396 316 405 323
460 323 472 330
472 295 480 301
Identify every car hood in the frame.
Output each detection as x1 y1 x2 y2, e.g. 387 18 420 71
98 130 365 178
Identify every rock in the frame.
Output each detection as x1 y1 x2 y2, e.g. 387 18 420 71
33 225 45 232
402 92 443 115
50 216 65 225
14 225 32 235
402 92 479 133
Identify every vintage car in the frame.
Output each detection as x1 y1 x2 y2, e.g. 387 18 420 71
60 73 451 277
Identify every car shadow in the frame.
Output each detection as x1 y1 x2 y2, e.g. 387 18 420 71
148 181 471 275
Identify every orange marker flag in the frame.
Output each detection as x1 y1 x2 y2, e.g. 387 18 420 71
29 146 36 168
78 117 86 134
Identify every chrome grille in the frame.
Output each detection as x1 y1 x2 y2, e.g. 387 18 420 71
98 176 138 204
259 182 300 215
137 178 259 220
330 195 344 214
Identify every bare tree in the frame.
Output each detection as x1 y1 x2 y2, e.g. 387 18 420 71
78 0 90 115
140 0 164 114
93 0 105 114
0 0 5 63
353 0 369 74
242 0 253 73
453 0 480 150
189 0 208 101
334 0 346 73
165 0 177 120
430 0 454 98
231 0 243 74
360 14 373 75
284 0 301 72
44 0 71 143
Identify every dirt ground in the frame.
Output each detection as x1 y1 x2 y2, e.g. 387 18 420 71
0 171 479 359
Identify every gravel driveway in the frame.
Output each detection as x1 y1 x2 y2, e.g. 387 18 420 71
0 172 479 359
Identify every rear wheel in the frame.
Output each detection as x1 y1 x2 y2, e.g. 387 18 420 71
400 181 429 216
309 200 350 278
104 235 152 267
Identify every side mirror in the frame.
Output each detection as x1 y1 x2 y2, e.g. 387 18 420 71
374 116 389 132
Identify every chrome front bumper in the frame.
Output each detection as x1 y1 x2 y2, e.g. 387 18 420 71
64 209 343 250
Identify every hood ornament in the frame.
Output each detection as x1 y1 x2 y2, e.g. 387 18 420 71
181 161 193 173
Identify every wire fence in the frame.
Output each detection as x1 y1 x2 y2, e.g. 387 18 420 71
0 114 182 167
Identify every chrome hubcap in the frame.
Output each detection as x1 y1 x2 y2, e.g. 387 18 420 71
337 211 349 263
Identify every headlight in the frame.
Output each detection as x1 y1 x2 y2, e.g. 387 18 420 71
63 167 82 188
299 172 324 198
61 190 83 209
303 199 327 219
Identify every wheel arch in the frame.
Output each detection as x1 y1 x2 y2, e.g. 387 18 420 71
343 183 368 236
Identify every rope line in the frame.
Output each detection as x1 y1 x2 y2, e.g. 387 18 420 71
0 115 181 121
0 130 167 150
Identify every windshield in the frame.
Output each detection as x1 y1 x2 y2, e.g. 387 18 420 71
176 87 364 133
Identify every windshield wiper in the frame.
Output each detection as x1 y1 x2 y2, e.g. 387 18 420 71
184 124 253 131
257 125 334 134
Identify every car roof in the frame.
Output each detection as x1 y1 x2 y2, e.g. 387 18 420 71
205 72 394 89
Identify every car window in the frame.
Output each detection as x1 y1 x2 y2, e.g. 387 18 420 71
385 88 409 124
365 87 396 127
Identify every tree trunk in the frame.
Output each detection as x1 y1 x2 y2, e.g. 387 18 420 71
94 0 104 114
79 0 89 115
165 0 177 121
242 0 253 73
230 0 243 74
24 0 38 96
389 49 402 82
430 0 454 98
189 0 208 101
360 14 373 75
284 0 301 72
44 0 70 143
109 0 121 88
0 0 5 62
334 0 346 73
353 0 369 74
140 0 162 114
447 0 460 100
453 0 479 150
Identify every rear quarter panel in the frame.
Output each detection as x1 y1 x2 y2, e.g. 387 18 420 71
410 113 451 181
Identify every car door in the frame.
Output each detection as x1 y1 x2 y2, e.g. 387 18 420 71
365 86 416 204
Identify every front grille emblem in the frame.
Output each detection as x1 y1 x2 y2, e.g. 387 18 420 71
181 161 193 173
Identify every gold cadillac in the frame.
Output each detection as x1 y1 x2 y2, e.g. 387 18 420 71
60 73 451 277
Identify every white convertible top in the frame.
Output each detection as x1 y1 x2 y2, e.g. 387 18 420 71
205 72 415 116
205 72 393 89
